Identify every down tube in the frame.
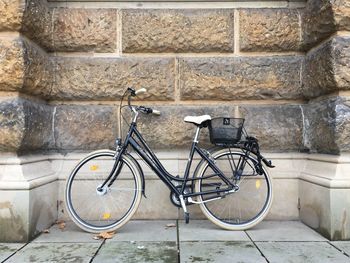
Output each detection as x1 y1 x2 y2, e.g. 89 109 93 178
128 137 180 195
195 146 234 187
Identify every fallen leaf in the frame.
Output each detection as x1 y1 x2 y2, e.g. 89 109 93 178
58 222 66 230
42 229 50 234
55 219 65 225
93 231 115 240
165 223 176 229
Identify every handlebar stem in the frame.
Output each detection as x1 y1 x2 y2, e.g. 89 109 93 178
131 107 139 123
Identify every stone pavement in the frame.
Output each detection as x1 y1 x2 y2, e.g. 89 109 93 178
1 220 350 263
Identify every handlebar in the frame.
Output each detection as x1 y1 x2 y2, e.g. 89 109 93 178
126 87 161 116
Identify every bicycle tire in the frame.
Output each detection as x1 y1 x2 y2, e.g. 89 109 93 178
65 150 143 233
194 148 273 230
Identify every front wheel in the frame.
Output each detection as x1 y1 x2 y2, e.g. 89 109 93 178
194 148 273 230
65 150 143 233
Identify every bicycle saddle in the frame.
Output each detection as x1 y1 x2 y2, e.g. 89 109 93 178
184 115 211 125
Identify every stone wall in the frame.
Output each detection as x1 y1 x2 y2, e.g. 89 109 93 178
1 0 350 241
0 2 307 153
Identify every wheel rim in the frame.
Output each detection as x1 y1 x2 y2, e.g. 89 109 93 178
66 152 141 231
196 150 272 229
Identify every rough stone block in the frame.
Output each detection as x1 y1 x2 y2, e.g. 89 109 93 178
19 99 54 153
122 9 234 53
0 97 25 152
179 56 303 100
53 8 117 52
303 36 350 98
0 37 25 91
0 96 53 152
240 9 301 52
0 36 52 97
21 0 53 51
22 38 53 98
303 96 350 154
53 105 118 151
136 104 303 151
302 0 350 50
51 57 175 101
0 0 25 31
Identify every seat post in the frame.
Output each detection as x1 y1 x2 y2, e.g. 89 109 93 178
193 126 201 143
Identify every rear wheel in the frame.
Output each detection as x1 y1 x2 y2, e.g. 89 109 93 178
65 150 142 233
194 148 273 230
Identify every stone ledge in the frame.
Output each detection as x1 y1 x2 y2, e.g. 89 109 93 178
179 56 303 100
299 180 350 240
122 9 234 53
51 56 175 101
239 8 302 52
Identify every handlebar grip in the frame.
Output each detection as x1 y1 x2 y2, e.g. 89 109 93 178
135 88 147 95
152 109 161 116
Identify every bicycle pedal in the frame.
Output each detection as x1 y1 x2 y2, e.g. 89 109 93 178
185 212 190 224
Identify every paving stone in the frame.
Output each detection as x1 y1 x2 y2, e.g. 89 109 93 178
256 241 350 263
179 220 250 241
331 241 350 256
34 221 103 243
180 241 265 263
122 9 234 53
0 243 25 262
93 241 177 263
246 221 327 241
107 220 177 242
240 8 301 52
6 242 100 263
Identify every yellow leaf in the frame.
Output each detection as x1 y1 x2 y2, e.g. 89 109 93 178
103 213 111 219
90 165 99 171
256 180 261 189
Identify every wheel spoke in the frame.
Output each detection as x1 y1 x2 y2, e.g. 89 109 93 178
195 149 272 230
65 152 142 232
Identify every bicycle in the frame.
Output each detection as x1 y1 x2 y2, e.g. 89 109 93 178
65 87 275 233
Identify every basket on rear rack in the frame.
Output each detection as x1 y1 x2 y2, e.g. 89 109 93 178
208 117 245 146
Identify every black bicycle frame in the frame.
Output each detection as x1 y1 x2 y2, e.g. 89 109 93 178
105 121 237 199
